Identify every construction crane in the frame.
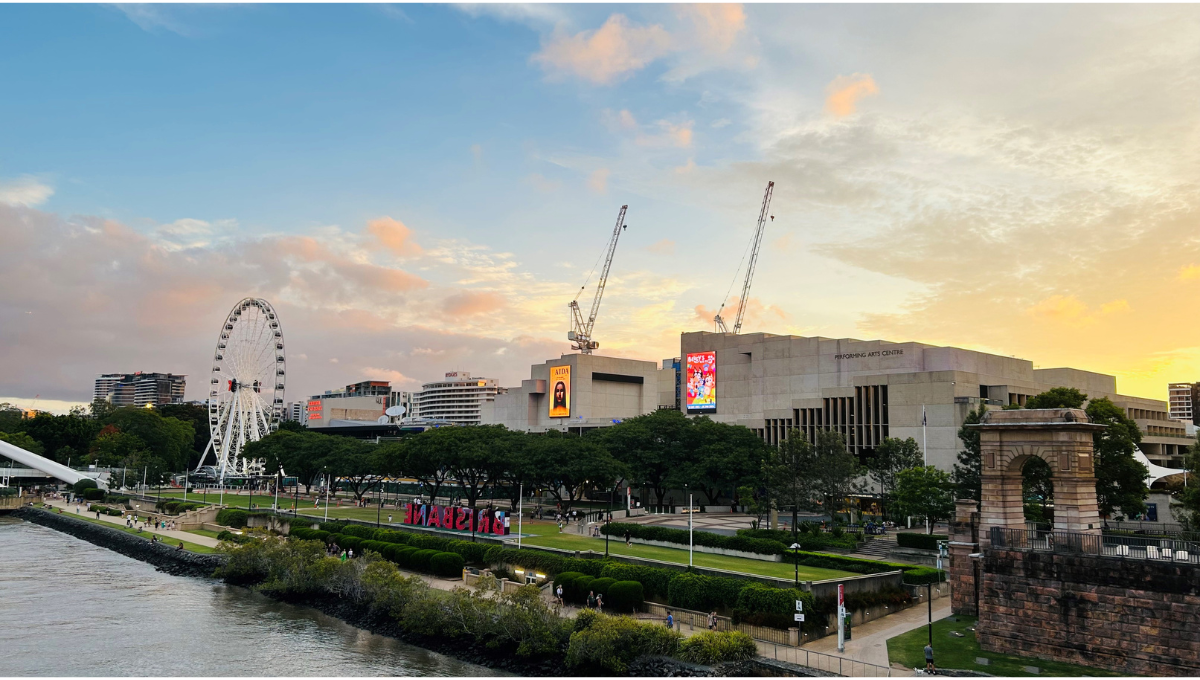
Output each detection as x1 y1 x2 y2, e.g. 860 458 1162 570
714 181 774 334
568 205 628 354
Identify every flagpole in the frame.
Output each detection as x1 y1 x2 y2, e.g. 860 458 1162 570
922 404 928 466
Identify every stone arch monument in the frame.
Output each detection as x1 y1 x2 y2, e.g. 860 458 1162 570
976 407 1105 542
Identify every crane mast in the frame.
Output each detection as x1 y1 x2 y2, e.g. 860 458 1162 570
568 205 628 353
714 181 774 334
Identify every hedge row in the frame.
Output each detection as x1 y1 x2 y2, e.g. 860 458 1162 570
82 488 107 501
601 522 787 555
788 550 945 585
737 527 862 551
896 533 947 551
155 500 203 515
552 572 644 612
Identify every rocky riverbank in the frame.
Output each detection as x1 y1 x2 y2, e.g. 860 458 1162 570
13 507 225 577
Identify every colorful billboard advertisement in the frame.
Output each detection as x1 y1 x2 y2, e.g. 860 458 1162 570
548 365 571 418
685 351 717 413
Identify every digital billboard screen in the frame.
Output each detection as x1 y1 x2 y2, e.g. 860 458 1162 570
548 365 571 418
685 351 717 413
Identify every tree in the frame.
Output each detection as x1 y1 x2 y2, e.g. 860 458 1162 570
447 426 511 511
158 403 212 468
866 437 922 511
327 437 380 502
277 420 306 433
1024 387 1087 410
88 426 151 468
1022 456 1054 523
0 403 24 433
102 407 194 474
1172 433 1200 530
245 430 329 493
813 430 866 523
17 412 100 464
675 418 768 504
893 466 957 533
736 484 769 529
601 409 691 506
0 431 45 455
1086 397 1149 519
952 407 985 502
526 431 623 513
399 428 457 503
764 432 820 535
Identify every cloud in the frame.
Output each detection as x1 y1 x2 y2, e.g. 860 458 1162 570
601 108 639 131
676 4 746 53
646 239 676 255
674 159 696 174
443 291 507 317
825 74 879 117
525 173 561 193
155 217 237 251
112 4 190 35
362 367 418 387
1178 265 1200 280
367 216 423 257
0 177 53 207
532 14 672 85
589 168 610 193
711 118 732 129
470 143 484 168
692 297 787 329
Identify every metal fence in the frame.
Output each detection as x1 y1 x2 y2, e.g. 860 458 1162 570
757 642 892 677
991 527 1200 563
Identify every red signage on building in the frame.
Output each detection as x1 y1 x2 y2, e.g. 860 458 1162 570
403 503 510 535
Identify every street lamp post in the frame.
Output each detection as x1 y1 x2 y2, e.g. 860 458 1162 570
790 543 802 589
324 467 330 522
517 482 524 550
605 484 613 557
686 484 693 567
927 582 934 647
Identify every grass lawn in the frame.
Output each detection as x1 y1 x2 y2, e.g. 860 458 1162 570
187 528 223 540
516 531 854 581
887 615 1120 677
43 506 218 554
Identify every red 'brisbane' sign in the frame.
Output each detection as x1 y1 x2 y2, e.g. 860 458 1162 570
403 503 511 536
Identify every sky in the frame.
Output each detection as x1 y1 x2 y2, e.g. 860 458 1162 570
1 3 1198 413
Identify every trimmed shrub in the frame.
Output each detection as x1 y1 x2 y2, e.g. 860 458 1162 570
395 547 419 568
342 524 377 539
667 572 748 612
216 508 250 528
82 488 106 501
554 571 585 597
605 581 644 613
338 535 363 552
319 521 348 534
429 552 465 578
738 527 861 551
590 577 616 597
677 630 757 665
72 478 98 496
896 533 947 551
409 549 437 572
733 583 813 630
571 575 596 604
901 567 946 585
360 540 388 555
599 563 672 599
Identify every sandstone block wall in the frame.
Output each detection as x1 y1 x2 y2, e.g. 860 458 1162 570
978 549 1200 676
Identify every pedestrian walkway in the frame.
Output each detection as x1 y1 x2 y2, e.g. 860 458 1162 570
800 599 953 676
41 498 220 548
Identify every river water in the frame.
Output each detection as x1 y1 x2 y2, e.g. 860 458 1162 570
0 517 503 677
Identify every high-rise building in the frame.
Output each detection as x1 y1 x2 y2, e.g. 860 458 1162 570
1168 382 1198 425
94 372 186 407
411 372 502 425
306 380 412 428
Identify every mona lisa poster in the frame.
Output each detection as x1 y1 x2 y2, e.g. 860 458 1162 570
548 365 571 418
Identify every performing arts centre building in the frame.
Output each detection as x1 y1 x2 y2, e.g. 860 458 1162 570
484 331 1189 474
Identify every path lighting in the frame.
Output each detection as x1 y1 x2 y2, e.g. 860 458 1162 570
605 484 613 557
790 543 802 589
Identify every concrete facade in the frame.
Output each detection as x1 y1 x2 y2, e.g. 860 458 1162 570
485 354 669 432
678 331 1188 472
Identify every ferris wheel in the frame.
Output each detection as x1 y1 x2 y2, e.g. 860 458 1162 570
200 297 286 480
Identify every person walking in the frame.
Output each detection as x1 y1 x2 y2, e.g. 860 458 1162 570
555 584 564 607
924 643 936 674
587 591 597 609
596 593 604 612
708 611 717 630
666 611 674 630
624 529 631 547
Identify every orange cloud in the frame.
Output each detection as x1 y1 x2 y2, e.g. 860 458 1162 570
533 14 672 85
677 4 745 53
1027 294 1088 321
1178 264 1200 280
589 168 610 193
367 216 422 257
277 235 428 293
825 73 879 117
693 297 787 329
443 291 507 317
646 239 676 255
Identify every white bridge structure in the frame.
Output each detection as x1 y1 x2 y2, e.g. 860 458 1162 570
0 439 108 489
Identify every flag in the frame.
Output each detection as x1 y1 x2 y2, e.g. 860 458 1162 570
921 405 927 426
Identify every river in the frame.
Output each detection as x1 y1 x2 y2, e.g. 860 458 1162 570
0 517 503 676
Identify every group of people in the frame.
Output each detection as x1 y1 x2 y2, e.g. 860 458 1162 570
662 610 720 631
324 542 354 561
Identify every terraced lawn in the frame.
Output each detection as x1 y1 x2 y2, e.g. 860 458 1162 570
887 614 1120 676
516 531 854 581
43 507 218 554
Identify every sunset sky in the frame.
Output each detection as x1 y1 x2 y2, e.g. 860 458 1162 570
1 3 1198 412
